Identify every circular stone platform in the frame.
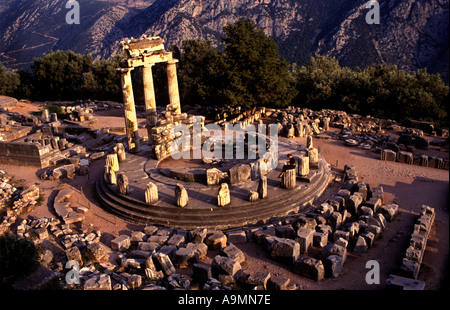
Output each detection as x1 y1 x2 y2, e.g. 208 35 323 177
95 138 331 230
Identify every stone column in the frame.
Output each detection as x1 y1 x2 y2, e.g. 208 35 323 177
143 64 158 142
175 184 188 208
258 176 267 199
281 169 296 189
217 183 231 207
166 60 181 115
298 155 310 176
120 68 140 153
145 182 159 204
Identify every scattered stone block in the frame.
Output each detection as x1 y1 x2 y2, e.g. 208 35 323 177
167 234 185 247
353 236 368 254
324 255 343 278
127 274 142 290
296 228 314 254
34 227 48 240
270 237 300 264
247 271 271 289
267 275 291 290
220 243 246 264
153 252 176 276
148 235 169 245
193 263 212 285
65 246 83 267
293 257 324 282
173 247 197 268
373 213 387 229
367 224 382 238
229 164 251 184
111 235 131 252
189 228 207 243
361 231 376 247
328 212 342 231
206 168 226 186
275 225 296 239
385 274 426 290
313 232 328 248
226 230 247 244
211 255 242 278
138 242 160 252
205 230 227 250
346 194 363 215
144 225 158 236
379 204 398 222
334 237 348 249
86 243 108 263
320 243 347 263
333 230 350 242
83 274 112 290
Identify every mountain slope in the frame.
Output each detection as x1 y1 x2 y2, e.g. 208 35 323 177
0 0 448 82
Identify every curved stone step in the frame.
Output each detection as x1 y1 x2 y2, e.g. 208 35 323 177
96 159 331 230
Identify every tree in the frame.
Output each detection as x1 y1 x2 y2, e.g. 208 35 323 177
172 39 224 107
31 50 93 100
0 234 40 288
0 63 20 97
82 55 122 102
221 19 297 109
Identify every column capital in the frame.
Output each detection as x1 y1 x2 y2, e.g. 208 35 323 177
117 67 134 73
167 59 179 65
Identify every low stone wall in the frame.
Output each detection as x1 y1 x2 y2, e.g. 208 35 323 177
399 205 435 279
380 149 448 170
0 141 61 168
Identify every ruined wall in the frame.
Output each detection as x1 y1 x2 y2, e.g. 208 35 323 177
0 141 60 168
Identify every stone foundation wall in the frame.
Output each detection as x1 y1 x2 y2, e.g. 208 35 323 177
0 141 60 168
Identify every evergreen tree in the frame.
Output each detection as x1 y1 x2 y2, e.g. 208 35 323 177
172 39 224 107
221 19 297 109
0 63 20 97
31 50 93 100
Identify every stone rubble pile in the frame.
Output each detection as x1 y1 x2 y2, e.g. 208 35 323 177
0 170 41 235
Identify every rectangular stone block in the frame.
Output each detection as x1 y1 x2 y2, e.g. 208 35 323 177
296 228 314 254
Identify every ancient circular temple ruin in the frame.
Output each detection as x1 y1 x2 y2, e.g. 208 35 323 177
96 36 331 229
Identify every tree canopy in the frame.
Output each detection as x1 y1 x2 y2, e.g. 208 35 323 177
0 19 448 127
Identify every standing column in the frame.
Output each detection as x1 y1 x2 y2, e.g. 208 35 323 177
166 59 181 115
143 64 158 143
120 68 140 153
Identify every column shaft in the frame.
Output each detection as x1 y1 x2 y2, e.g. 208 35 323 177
120 68 140 153
143 64 158 142
166 60 181 115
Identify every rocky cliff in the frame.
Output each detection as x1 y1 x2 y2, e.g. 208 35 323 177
0 0 448 82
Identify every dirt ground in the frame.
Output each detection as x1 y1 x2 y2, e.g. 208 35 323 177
1 100 448 290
